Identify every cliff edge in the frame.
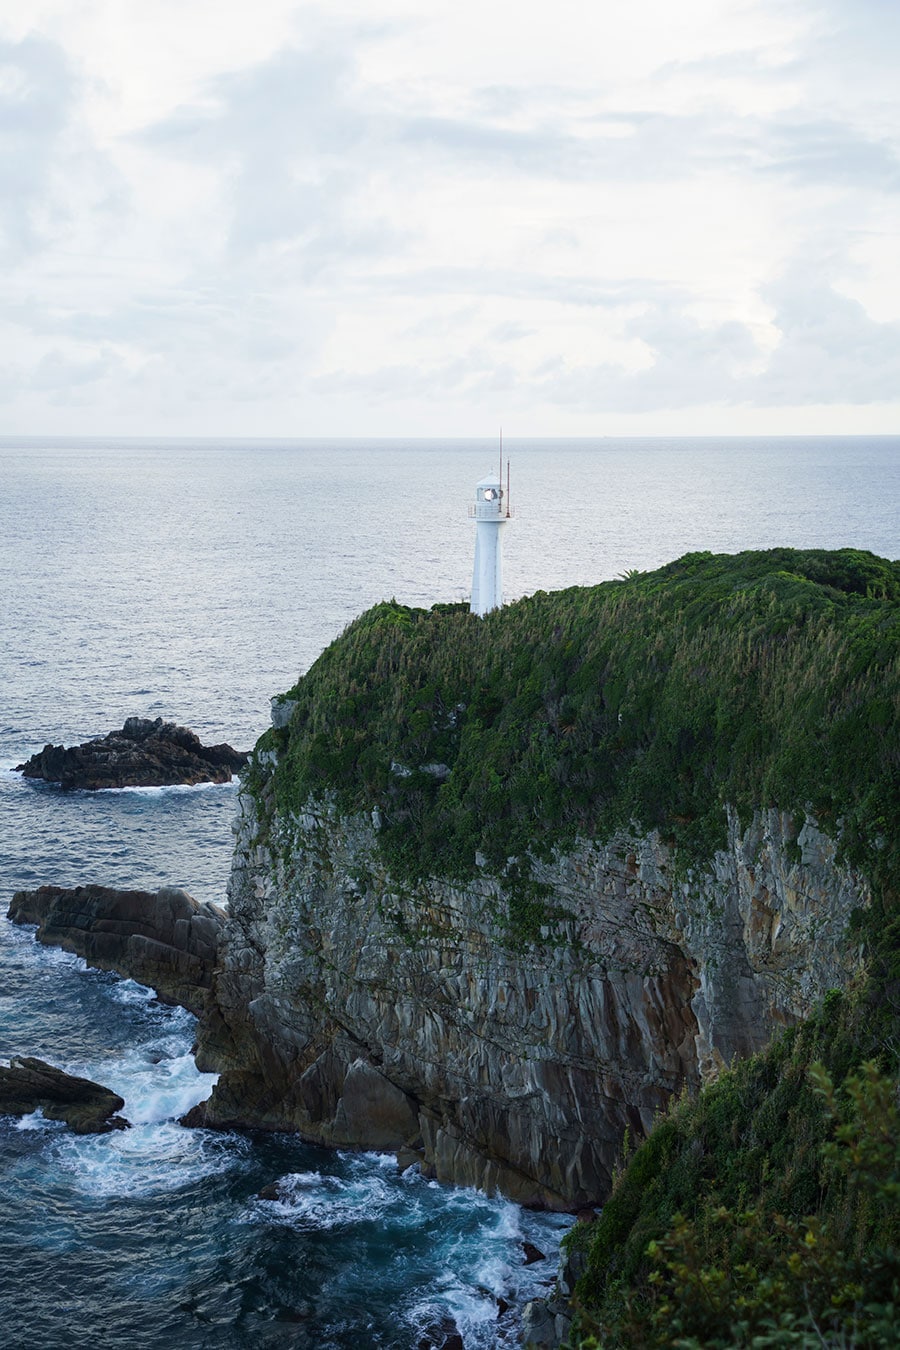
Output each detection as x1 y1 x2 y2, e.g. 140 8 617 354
193 548 897 1208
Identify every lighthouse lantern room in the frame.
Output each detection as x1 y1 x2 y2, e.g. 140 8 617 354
468 452 514 616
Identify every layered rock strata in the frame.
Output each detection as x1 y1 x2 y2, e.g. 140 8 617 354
192 779 867 1209
8 884 226 1016
0 1057 129 1133
16 716 247 789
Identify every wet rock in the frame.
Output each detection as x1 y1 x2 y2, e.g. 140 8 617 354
417 1318 463 1350
179 1100 209 1129
522 1241 546 1265
8 883 226 1016
257 1182 282 1200
0 1057 129 1133
16 716 248 790
396 1145 424 1173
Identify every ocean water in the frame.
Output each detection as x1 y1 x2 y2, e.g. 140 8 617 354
0 436 897 1349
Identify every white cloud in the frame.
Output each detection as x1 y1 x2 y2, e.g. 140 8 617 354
0 34 77 255
0 0 898 434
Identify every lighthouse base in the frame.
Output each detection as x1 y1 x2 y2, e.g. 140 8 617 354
471 520 506 616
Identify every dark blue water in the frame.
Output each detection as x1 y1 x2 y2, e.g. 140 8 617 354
1 437 897 1348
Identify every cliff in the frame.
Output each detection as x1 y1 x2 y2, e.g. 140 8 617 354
190 548 897 1209
194 797 866 1208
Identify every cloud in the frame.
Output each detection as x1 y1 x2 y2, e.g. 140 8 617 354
762 119 900 191
136 34 402 269
310 258 900 416
754 261 900 403
0 35 73 254
548 266 900 411
1 0 898 433
0 30 127 269
396 102 900 196
0 339 128 405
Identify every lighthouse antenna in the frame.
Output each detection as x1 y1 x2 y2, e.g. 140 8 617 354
499 426 503 487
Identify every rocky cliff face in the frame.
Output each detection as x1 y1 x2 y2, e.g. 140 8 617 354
192 763 868 1210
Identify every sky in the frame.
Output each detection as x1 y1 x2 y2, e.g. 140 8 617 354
1 0 899 437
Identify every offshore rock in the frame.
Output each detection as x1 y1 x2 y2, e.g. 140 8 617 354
192 789 868 1210
8 884 226 1017
0 1057 129 1133
16 716 248 789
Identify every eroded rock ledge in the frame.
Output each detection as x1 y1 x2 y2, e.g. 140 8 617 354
16 716 248 789
190 793 867 1210
0 1057 129 1133
8 884 226 1017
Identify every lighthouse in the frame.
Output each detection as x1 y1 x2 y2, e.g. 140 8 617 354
468 454 514 616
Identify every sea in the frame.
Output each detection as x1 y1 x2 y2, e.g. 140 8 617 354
0 436 897 1349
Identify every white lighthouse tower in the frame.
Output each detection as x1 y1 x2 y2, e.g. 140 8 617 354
468 450 514 616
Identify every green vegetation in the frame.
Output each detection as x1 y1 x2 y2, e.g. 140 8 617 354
569 990 899 1347
257 547 899 943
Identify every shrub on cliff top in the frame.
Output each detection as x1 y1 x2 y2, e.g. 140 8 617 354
259 547 899 942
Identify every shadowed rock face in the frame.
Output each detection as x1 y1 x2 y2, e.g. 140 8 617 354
191 794 868 1211
8 884 226 1017
15 716 248 789
0 1057 129 1133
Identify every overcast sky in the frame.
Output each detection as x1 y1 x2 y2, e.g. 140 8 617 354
2 0 898 437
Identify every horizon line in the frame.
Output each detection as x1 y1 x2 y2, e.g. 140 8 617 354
1 432 898 447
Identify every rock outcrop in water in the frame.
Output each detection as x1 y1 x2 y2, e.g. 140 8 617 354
16 716 248 789
189 792 866 1209
8 884 226 1017
0 1057 129 1133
